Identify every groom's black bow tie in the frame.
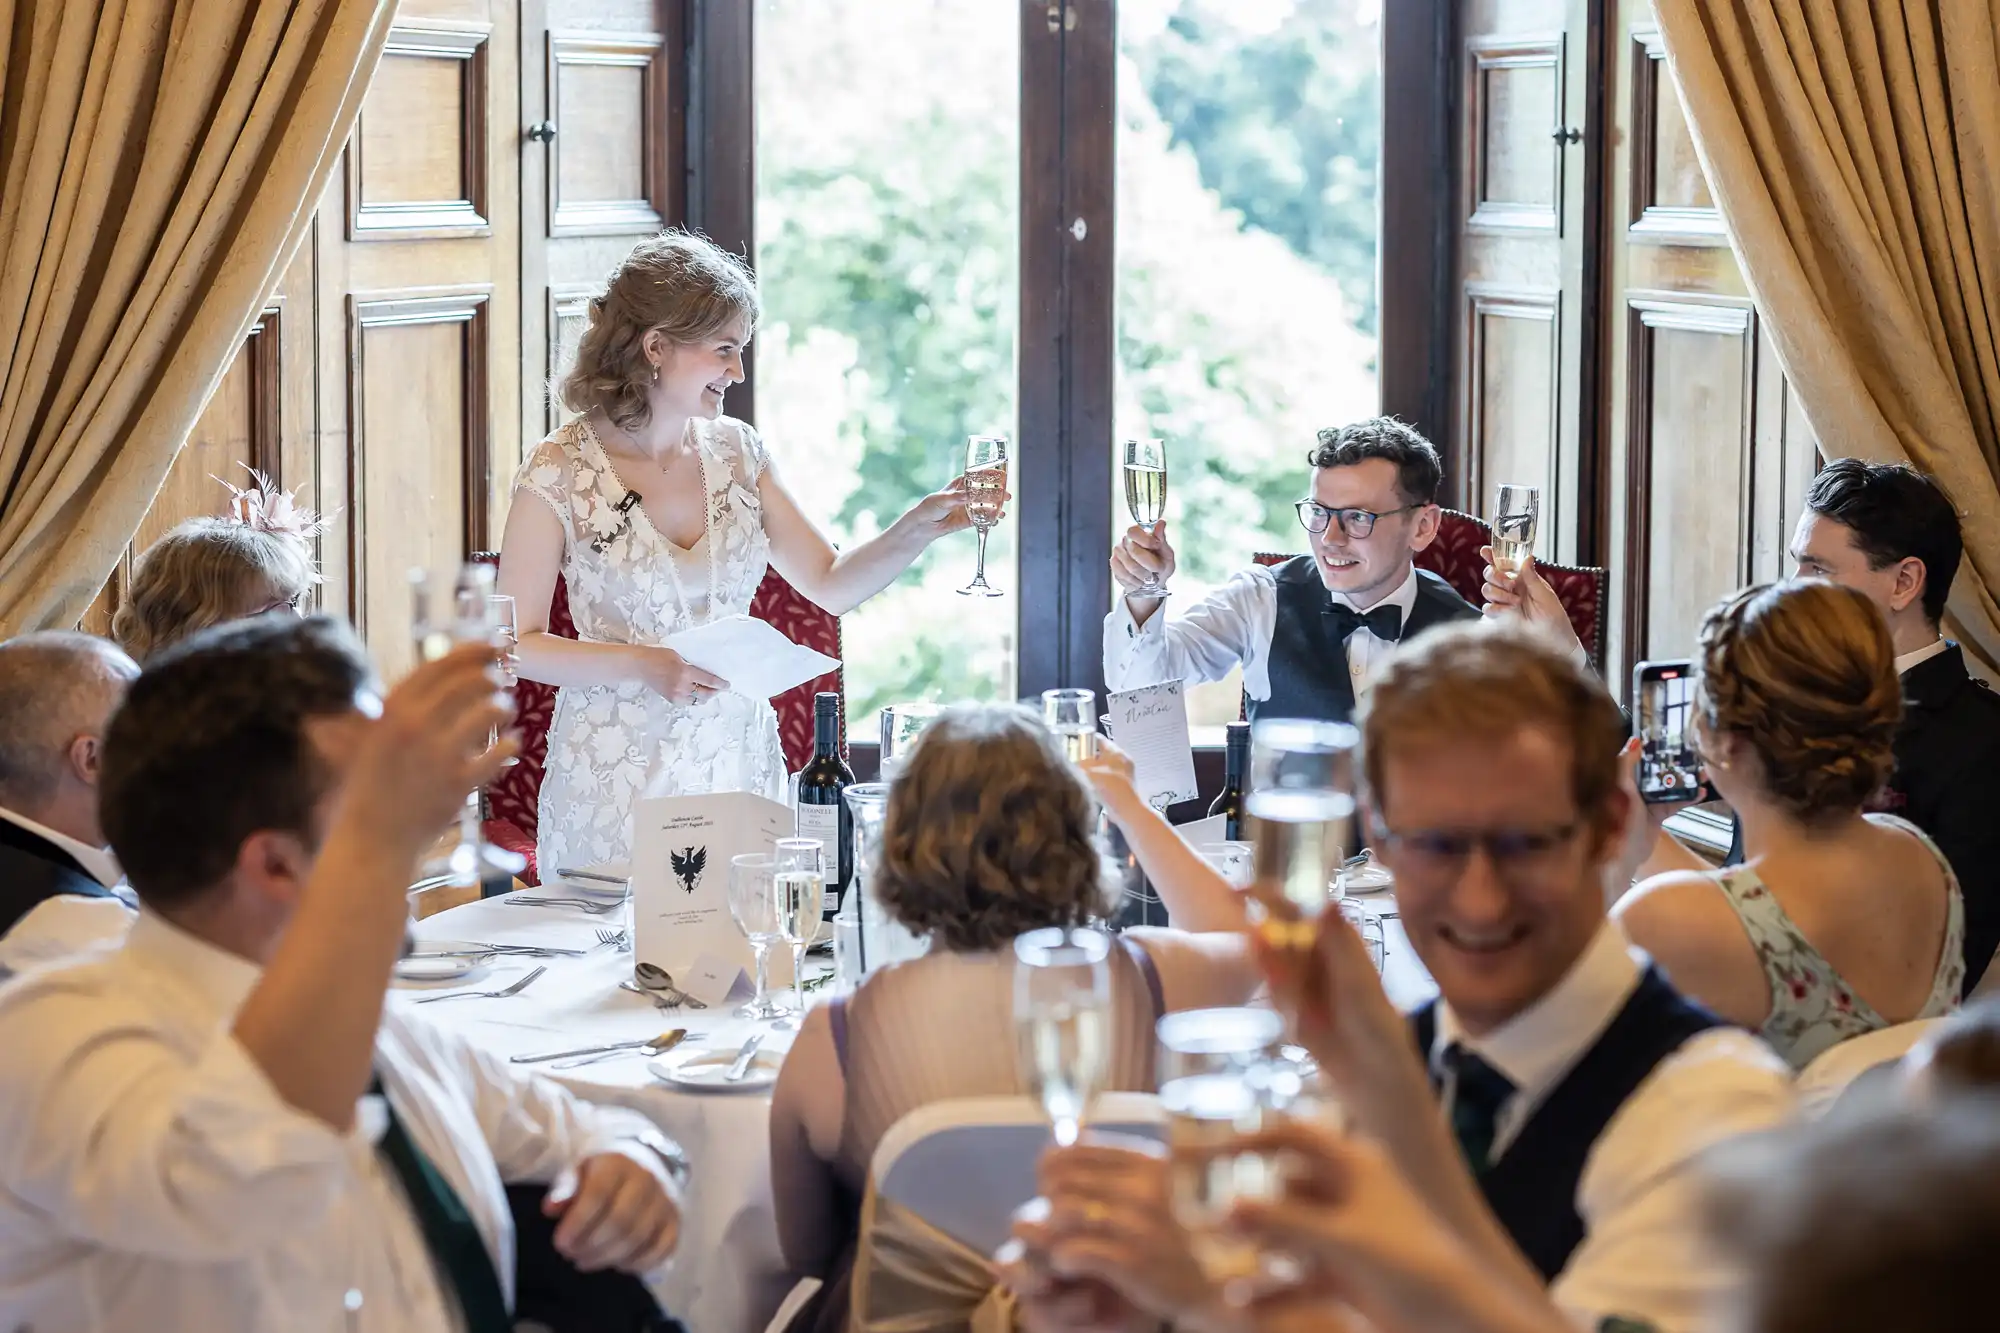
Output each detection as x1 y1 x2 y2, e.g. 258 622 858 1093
1325 601 1403 643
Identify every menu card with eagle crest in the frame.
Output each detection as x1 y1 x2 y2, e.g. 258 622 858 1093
632 791 794 979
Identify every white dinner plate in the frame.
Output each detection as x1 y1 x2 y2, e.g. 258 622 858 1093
1339 866 1394 895
394 941 492 984
649 1045 783 1092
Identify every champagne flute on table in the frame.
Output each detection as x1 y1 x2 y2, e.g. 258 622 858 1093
1244 717 1360 947
410 563 503 887
1122 437 1169 597
771 837 826 1027
958 434 1009 597
1013 926 1111 1147
1042 688 1098 764
487 594 518 766
1492 483 1542 579
728 853 789 1021
1159 1006 1289 1292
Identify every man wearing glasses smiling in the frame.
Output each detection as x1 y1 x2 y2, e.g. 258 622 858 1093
1104 416 1479 723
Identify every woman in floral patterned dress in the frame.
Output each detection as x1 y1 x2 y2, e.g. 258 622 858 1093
497 231 995 877
1615 579 1962 1069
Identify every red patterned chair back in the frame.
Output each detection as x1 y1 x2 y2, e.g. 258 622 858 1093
472 554 841 885
1252 508 1609 671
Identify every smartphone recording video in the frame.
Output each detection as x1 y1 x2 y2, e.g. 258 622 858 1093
1633 660 1702 804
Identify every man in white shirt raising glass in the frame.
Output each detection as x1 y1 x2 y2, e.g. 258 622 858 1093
1104 416 1480 724
0 616 689 1333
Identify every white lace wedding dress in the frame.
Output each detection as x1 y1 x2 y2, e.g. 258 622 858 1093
511 414 785 878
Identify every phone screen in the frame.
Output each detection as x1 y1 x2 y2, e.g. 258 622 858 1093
1633 660 1702 803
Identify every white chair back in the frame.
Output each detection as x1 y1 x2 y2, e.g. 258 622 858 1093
847 1094 1165 1332
1796 1018 1944 1116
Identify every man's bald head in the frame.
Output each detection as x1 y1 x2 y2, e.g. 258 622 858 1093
0 633 140 838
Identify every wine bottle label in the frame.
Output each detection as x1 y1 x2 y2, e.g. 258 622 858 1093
797 802 840 870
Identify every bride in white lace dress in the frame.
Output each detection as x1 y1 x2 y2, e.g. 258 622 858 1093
497 233 998 877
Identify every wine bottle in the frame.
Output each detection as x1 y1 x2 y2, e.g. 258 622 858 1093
795 692 854 917
1209 721 1249 840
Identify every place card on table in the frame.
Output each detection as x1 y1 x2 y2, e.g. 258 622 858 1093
632 791 793 978
1105 680 1200 808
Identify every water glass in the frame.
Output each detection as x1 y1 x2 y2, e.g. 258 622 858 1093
1198 841 1255 888
1042 688 1098 764
727 853 787 1020
1338 898 1387 973
879 703 943 778
1013 927 1112 1146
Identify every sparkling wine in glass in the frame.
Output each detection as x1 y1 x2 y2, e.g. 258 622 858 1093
488 594 518 767
1244 718 1360 945
958 435 1009 598
1042 688 1098 764
1492 483 1542 579
1159 1007 1289 1291
1013 927 1112 1146
728 853 788 1021
410 564 502 887
772 837 826 1024
1122 437 1169 597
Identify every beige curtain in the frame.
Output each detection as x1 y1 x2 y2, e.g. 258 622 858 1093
1656 0 2000 674
0 0 394 634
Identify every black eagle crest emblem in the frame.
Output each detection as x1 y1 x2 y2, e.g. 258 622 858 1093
670 846 707 895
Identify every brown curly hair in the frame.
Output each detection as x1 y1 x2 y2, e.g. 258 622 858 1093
874 706 1114 951
559 230 759 433
1696 579 1901 825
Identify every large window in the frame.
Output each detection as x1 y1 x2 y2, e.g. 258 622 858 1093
1116 0 1383 735
754 0 1021 727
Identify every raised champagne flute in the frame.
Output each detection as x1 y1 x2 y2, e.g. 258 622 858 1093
1013 926 1111 1146
410 563 502 888
1492 483 1541 579
1041 688 1098 764
1159 1006 1288 1292
1244 718 1360 945
1122 437 1169 596
727 853 788 1021
772 837 826 1026
958 434 1009 597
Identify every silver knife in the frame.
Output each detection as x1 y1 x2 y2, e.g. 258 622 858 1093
723 1031 765 1082
553 866 632 886
510 1036 660 1064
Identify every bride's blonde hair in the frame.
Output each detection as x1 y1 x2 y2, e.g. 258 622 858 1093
560 230 760 433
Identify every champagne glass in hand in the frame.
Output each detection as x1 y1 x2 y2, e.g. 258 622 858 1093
1122 438 1169 596
1491 484 1541 579
410 564 504 887
1014 927 1112 1146
958 435 1009 597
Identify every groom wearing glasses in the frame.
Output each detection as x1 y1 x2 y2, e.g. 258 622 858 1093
1104 416 1480 723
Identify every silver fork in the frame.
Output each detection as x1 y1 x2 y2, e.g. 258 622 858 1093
415 965 547 1003
595 928 632 954
508 896 623 915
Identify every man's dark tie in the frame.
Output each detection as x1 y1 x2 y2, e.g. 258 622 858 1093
1324 601 1403 642
1442 1044 1516 1176
371 1078 513 1333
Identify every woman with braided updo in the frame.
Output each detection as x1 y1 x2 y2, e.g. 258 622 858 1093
1616 579 1963 1067
499 231 996 876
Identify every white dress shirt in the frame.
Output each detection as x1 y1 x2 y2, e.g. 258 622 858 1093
0 910 674 1333
1430 925 1794 1333
1104 563 1424 703
0 804 123 888
1894 635 1951 675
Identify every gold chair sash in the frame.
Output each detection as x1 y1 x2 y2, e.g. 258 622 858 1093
849 1188 1018 1333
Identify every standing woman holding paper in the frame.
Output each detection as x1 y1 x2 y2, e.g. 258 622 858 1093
499 231 997 877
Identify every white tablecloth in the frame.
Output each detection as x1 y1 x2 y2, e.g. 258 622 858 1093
408 892 804 1333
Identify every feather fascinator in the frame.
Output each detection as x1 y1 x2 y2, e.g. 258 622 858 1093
213 466 330 543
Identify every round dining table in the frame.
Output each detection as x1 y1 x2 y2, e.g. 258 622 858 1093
407 887 1435 1333
407 890 809 1333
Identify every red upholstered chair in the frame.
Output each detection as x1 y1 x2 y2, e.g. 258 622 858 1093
472 554 841 885
1252 508 1610 672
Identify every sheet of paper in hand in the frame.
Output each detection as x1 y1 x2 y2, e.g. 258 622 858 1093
664 614 840 702
1105 680 1199 808
633 791 794 979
